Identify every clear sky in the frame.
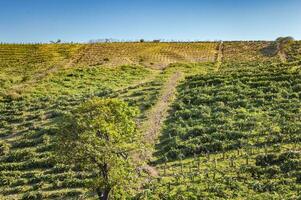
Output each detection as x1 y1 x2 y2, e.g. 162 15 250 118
0 0 300 43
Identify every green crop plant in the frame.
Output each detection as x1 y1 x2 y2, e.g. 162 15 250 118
0 41 300 199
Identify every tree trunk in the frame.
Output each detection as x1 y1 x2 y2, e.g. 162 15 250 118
96 187 111 200
102 188 110 200
96 187 103 200
95 162 111 200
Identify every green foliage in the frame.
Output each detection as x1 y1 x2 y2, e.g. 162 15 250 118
275 36 294 51
55 98 141 198
149 61 301 199
255 154 279 166
0 141 10 156
158 62 301 160
0 44 82 96
0 42 300 199
0 62 155 198
21 192 43 200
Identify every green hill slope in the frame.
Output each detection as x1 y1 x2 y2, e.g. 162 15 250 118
149 61 301 199
0 41 300 199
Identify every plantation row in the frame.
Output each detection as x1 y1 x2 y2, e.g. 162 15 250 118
146 145 301 199
75 42 218 68
0 40 286 93
222 41 280 63
149 61 301 199
284 41 301 62
0 64 166 199
0 40 300 199
0 44 82 96
0 40 295 97
159 62 301 159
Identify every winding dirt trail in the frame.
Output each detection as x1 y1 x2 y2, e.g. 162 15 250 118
137 71 183 176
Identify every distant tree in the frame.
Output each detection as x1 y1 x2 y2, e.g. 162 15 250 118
275 36 294 52
153 39 161 43
55 98 141 200
276 36 294 43
261 36 294 57
140 39 145 43
50 39 61 44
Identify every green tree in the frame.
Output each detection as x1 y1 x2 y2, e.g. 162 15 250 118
55 98 141 200
275 36 294 52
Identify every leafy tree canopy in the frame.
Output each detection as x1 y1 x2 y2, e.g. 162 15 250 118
55 98 141 199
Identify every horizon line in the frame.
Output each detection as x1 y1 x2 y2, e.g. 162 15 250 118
0 38 299 45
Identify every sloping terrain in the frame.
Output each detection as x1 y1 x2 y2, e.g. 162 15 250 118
223 41 280 63
284 41 301 62
0 44 83 97
0 41 300 199
73 42 218 69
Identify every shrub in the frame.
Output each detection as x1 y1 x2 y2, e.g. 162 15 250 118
0 174 11 186
275 36 294 51
3 149 35 162
280 159 300 173
278 151 300 162
166 148 181 160
42 134 51 145
255 154 279 166
22 192 43 200
292 84 301 92
263 166 280 178
0 141 10 156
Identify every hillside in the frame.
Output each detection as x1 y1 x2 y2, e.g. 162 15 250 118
152 61 301 199
0 41 300 199
73 42 218 68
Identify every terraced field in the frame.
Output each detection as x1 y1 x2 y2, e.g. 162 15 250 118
148 61 301 199
0 41 300 199
0 64 159 199
284 41 301 62
0 44 83 97
223 41 280 63
74 42 218 69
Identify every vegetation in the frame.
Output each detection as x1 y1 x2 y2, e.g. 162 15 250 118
284 40 301 62
0 40 300 199
147 61 301 199
0 62 156 198
0 43 82 97
75 42 218 68
223 41 280 63
275 36 294 52
56 98 140 199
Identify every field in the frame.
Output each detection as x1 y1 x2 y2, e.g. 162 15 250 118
0 40 300 199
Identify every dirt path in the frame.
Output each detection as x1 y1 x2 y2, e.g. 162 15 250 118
143 72 182 143
215 41 224 71
136 71 183 176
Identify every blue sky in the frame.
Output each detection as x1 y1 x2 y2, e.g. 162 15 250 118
0 0 300 43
